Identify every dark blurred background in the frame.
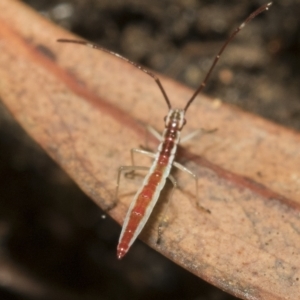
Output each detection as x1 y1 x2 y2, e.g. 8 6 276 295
0 0 299 299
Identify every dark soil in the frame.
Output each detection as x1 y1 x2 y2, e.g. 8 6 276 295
1 1 299 299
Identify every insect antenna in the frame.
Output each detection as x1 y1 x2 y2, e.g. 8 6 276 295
183 2 272 112
56 38 172 110
57 2 272 113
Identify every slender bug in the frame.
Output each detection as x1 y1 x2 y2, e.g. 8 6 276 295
57 2 272 259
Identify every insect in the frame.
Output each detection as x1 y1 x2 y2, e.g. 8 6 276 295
58 2 272 259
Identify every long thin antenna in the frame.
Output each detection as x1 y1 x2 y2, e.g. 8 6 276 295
57 2 272 112
57 39 172 110
183 2 272 112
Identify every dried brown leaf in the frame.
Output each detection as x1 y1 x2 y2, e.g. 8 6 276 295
0 0 300 299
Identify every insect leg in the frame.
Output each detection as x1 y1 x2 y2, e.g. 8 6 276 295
115 165 149 206
125 148 155 179
173 161 210 214
180 128 217 144
146 125 163 142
